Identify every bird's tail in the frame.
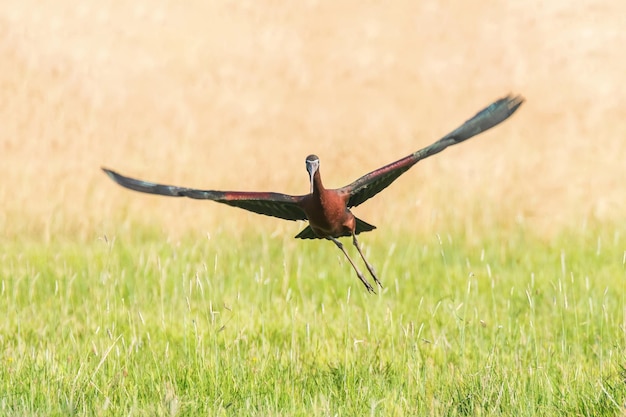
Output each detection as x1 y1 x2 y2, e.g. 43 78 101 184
295 217 376 240
355 217 376 234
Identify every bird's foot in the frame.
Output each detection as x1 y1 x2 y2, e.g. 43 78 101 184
363 264 383 289
371 273 383 289
357 273 376 294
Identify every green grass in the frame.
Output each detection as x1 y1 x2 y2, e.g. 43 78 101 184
0 224 624 416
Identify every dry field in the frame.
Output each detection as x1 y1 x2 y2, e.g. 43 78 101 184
1 0 624 242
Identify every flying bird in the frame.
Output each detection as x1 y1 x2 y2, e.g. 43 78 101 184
103 94 524 293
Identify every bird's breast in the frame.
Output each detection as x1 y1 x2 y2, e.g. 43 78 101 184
301 191 353 238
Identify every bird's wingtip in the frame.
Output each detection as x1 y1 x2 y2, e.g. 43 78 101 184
504 94 525 113
101 167 118 181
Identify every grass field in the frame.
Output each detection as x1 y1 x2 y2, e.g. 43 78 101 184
1 0 626 415
1 225 625 415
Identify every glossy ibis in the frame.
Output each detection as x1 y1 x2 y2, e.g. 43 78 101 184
103 94 524 293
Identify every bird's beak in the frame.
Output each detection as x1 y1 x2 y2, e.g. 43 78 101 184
308 165 315 194
306 160 318 194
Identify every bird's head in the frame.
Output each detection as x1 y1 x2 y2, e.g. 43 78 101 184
305 154 320 193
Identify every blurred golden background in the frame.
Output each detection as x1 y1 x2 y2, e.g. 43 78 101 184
1 1 624 241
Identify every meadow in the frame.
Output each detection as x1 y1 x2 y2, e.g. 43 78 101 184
1 225 624 415
1 0 625 415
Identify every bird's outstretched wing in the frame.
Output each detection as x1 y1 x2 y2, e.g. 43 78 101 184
343 94 524 208
102 168 308 221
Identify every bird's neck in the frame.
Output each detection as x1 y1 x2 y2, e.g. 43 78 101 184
312 170 325 196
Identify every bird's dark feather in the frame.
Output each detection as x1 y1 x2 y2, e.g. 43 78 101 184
102 168 307 221
102 95 523 232
343 94 524 208
295 217 376 240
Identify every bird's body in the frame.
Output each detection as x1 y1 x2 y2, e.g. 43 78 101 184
300 165 353 238
103 94 524 292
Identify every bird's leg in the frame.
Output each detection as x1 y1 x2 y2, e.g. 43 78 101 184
329 237 375 293
352 234 383 289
